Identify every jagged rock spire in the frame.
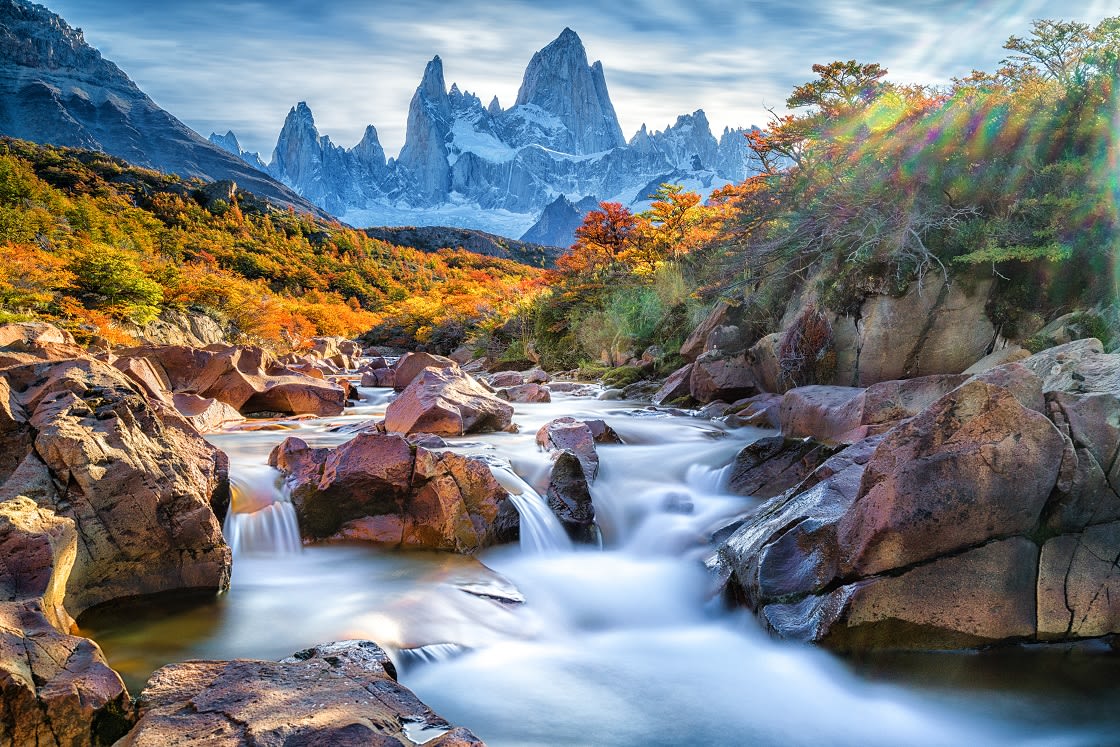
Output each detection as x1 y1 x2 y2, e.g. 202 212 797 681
514 28 625 153
398 55 453 202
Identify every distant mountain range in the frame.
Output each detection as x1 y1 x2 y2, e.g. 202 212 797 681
213 28 759 246
0 0 757 249
0 0 321 215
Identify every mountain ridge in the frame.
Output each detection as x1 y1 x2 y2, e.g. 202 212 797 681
0 0 323 215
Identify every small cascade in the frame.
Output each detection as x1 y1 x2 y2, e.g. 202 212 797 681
684 461 732 494
396 643 468 669
223 464 302 555
485 460 571 554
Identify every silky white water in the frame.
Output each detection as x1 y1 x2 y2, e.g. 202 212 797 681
80 386 1120 746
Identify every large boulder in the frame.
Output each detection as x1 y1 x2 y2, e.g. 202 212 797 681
727 436 834 499
536 417 601 479
0 322 86 369
0 497 133 747
717 359 1120 651
113 344 346 417
392 352 460 391
119 640 481 747
1 358 231 613
270 434 519 552
384 367 514 436
680 302 733 362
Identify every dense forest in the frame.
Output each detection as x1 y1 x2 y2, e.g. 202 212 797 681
0 138 544 349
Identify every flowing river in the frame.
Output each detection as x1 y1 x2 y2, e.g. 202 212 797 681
79 385 1120 746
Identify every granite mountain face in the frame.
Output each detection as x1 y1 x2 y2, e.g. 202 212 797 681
253 28 757 243
0 1 755 244
0 0 319 213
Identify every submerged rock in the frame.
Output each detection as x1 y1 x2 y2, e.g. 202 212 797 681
120 640 481 747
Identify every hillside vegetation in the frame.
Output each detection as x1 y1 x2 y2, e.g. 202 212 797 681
511 15 1120 372
0 137 544 348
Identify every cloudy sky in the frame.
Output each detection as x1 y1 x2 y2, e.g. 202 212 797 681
42 0 1119 160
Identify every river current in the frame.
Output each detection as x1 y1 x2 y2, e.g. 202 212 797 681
79 385 1120 746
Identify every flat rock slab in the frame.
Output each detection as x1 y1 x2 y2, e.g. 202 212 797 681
119 640 482 747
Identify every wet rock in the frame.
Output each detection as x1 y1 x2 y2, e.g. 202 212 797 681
727 436 835 499
651 362 693 406
762 538 1038 650
2 358 231 613
545 451 596 544
583 419 622 444
384 367 514 436
500 383 551 403
392 352 460 391
537 417 600 478
120 640 479 747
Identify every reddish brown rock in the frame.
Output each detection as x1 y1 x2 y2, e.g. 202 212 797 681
537 417 600 479
2 358 231 613
271 434 518 551
119 640 479 747
0 498 133 747
392 352 460 391
837 380 1064 578
172 394 245 433
500 383 551 403
489 370 524 388
762 538 1038 650
726 393 782 428
0 322 77 349
361 367 396 387
525 367 551 384
651 363 693 406
384 367 513 436
1038 522 1120 639
114 344 346 417
680 302 732 362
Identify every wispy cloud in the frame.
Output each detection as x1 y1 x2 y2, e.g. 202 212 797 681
42 0 1118 159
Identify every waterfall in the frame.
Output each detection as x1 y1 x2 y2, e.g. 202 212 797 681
223 464 302 555
485 460 572 554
